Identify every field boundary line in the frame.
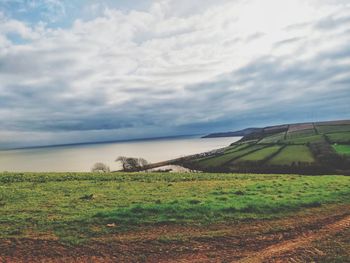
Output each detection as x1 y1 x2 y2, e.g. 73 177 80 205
260 144 287 166
313 122 319 135
221 144 271 167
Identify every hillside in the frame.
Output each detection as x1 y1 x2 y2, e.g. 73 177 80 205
202 127 261 138
183 120 350 174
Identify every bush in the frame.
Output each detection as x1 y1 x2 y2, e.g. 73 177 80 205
91 162 110 173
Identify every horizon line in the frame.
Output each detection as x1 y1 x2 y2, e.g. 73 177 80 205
1 133 204 151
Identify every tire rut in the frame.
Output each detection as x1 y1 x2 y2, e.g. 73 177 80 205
237 215 350 263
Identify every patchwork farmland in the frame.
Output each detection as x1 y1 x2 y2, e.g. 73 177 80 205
184 120 350 174
1 120 350 262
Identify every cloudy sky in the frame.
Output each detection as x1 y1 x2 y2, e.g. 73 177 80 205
0 0 349 148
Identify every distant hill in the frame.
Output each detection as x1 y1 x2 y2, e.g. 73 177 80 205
182 120 350 175
202 128 261 138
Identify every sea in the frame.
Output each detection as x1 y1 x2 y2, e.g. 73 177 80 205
0 135 241 172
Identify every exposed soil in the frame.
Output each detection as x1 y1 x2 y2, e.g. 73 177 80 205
1 205 349 263
240 215 350 263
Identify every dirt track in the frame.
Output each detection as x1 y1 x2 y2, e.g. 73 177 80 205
1 205 349 263
238 215 350 263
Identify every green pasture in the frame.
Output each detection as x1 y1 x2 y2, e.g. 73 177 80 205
196 144 266 168
284 134 324 144
326 132 350 143
0 172 349 244
258 132 285 144
316 125 350 134
333 144 350 156
268 145 315 165
235 146 281 162
286 129 316 139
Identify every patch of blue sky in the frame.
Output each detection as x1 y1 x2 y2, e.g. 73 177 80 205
6 32 30 44
0 0 152 29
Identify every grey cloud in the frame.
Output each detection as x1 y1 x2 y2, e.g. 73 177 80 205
316 13 350 30
245 32 265 42
184 39 350 125
0 0 350 147
273 37 303 48
284 22 312 31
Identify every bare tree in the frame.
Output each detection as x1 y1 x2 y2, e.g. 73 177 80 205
91 162 110 173
115 156 149 171
138 158 148 167
115 156 128 170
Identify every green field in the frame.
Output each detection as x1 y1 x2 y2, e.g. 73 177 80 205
223 143 252 154
284 134 324 144
286 129 316 139
0 172 349 245
326 132 350 143
316 124 350 134
268 145 315 165
258 132 285 144
191 122 350 173
196 144 265 168
333 144 350 156
235 145 281 162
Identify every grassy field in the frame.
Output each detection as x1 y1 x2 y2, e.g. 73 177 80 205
286 129 316 139
284 134 324 144
189 122 350 173
223 143 252 154
333 144 350 156
1 172 349 245
326 132 350 143
196 144 265 168
235 145 281 162
258 132 285 144
316 124 350 134
268 145 315 165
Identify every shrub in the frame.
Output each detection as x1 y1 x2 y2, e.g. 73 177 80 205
91 162 110 173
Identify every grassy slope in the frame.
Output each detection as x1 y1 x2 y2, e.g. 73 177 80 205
316 124 350 134
268 145 315 165
1 172 349 244
284 134 324 144
333 144 350 156
327 132 350 143
223 143 252 154
258 132 285 144
286 129 316 139
192 122 350 173
235 145 281 162
196 145 265 168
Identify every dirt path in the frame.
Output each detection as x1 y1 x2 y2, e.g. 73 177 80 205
238 215 350 263
1 206 349 263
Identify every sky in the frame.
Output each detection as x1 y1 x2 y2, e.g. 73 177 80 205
0 0 349 148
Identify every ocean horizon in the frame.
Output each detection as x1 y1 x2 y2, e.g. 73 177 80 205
0 135 240 172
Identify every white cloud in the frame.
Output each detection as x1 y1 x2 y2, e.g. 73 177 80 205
0 0 350 147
